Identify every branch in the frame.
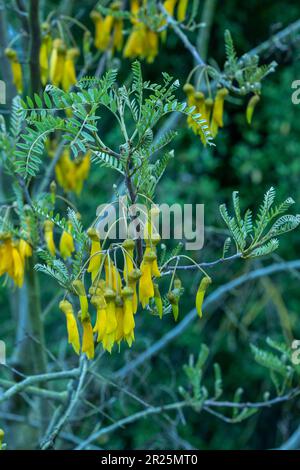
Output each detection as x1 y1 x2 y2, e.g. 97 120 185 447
0 368 80 403
75 388 300 449
0 378 66 403
159 4 205 66
40 357 88 450
114 259 300 379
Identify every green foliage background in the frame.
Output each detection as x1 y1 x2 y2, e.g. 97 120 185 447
1 0 300 450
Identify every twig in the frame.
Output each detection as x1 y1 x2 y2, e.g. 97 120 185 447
40 356 88 449
0 368 80 403
0 378 66 403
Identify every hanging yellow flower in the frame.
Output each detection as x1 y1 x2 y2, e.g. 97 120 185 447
163 0 178 16
196 276 212 318
0 235 14 278
122 286 135 346
91 294 107 342
128 268 141 314
113 19 124 52
80 313 95 360
40 28 52 86
49 39 66 87
72 279 89 320
5 48 23 94
59 222 75 259
177 0 188 21
19 239 32 262
62 48 80 91
59 300 80 355
211 88 229 137
139 251 156 308
11 243 25 287
115 295 124 344
122 238 135 281
44 220 56 256
103 288 117 352
87 227 102 282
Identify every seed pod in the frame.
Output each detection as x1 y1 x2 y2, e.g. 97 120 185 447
154 283 163 319
44 220 56 256
167 290 180 322
196 276 212 318
246 94 260 125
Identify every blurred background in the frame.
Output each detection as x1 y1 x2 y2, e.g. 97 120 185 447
1 0 300 450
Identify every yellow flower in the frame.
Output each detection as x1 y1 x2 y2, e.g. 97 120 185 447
128 268 141 314
44 220 56 256
59 223 75 259
5 48 23 94
72 279 89 320
104 257 122 292
196 276 212 318
87 227 102 282
62 48 80 91
246 94 260 125
154 283 163 319
49 39 66 87
0 236 14 277
122 286 135 346
91 294 107 342
139 251 156 308
103 288 117 352
113 19 124 52
80 313 95 360
211 88 228 137
74 152 91 195
40 33 52 86
163 0 178 16
130 0 140 15
59 300 80 355
177 0 188 21
90 10 104 50
124 23 146 59
11 243 25 287
145 29 159 63
115 295 124 344
18 239 32 262
122 238 135 281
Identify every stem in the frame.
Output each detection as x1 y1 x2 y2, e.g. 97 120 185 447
28 0 41 94
27 254 49 434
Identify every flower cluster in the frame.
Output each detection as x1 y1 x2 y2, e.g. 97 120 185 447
184 83 229 142
52 148 91 195
41 207 212 359
40 22 80 91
